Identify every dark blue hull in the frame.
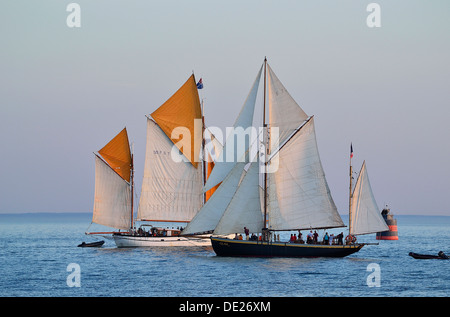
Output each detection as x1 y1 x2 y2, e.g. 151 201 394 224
211 237 364 258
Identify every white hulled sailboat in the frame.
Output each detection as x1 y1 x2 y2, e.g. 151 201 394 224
87 74 213 247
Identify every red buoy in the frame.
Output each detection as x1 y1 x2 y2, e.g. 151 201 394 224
376 207 398 240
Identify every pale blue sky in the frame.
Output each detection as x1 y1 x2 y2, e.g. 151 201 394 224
1 1 449 215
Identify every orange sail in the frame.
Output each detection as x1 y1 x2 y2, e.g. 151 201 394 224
205 155 220 201
98 128 132 182
151 74 202 168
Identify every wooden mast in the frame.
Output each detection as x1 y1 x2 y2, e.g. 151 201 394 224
130 144 135 233
263 57 268 240
202 98 207 204
348 143 353 235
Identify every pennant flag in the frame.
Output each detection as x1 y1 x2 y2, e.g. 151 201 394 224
196 78 203 89
350 143 354 159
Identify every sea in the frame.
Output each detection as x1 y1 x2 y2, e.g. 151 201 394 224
1 213 449 310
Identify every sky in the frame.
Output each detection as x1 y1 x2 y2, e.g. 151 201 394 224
1 0 449 216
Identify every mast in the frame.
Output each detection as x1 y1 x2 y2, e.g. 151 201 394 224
130 143 135 232
202 98 207 204
263 57 268 239
349 143 353 235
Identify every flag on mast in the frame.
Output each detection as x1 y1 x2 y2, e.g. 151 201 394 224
197 78 203 89
350 143 354 159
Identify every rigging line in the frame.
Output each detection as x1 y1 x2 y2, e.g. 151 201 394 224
85 222 93 235
265 116 313 164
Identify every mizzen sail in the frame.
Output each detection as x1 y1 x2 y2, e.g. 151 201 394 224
350 161 389 235
92 156 132 230
92 128 132 230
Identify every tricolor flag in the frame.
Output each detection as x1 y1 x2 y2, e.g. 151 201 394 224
350 143 354 159
196 78 203 89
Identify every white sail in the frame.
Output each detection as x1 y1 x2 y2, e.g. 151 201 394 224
182 162 246 235
203 64 263 192
267 64 309 149
137 118 203 222
350 161 389 235
267 117 345 231
92 156 131 230
214 160 264 235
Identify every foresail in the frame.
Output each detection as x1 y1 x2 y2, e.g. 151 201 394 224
137 119 203 222
203 64 263 192
151 74 202 168
98 128 132 182
267 118 345 231
350 161 389 235
181 162 247 235
93 156 131 230
214 160 264 236
267 64 309 150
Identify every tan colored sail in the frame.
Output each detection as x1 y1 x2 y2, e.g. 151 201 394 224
98 128 132 182
205 156 220 202
151 74 202 168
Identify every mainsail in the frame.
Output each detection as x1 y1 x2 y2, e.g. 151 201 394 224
137 119 203 222
267 117 344 231
350 161 389 235
138 75 204 223
92 128 132 230
266 64 343 231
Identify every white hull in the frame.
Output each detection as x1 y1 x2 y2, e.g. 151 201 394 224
113 234 211 247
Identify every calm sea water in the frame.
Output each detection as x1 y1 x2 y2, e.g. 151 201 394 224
1 213 449 299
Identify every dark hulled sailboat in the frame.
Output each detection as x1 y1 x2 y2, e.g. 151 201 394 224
182 58 388 257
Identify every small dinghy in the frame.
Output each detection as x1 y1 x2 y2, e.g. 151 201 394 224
409 251 449 260
78 240 105 248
